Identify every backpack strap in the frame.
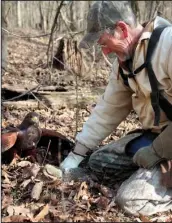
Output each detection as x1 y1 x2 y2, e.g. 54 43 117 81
119 25 172 126
145 25 170 126
118 67 130 87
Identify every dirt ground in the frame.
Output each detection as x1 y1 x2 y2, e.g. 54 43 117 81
1 29 172 222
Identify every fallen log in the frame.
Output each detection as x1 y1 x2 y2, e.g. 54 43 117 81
2 85 105 110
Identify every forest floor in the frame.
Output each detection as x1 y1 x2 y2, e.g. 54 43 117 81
2 29 172 222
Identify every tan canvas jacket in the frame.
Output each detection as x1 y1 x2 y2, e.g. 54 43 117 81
76 16 172 149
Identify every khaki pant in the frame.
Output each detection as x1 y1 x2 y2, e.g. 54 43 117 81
88 133 172 216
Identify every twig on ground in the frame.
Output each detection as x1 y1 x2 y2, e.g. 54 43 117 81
42 139 51 166
57 138 62 164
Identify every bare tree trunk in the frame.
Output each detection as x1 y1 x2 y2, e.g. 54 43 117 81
69 1 75 32
39 2 44 31
3 1 172 34
2 1 8 75
131 1 164 23
17 1 22 27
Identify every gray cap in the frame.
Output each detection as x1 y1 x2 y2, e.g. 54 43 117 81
79 1 135 49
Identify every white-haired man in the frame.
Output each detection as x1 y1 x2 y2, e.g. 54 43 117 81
60 1 172 216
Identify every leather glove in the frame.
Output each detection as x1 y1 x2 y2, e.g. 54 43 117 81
160 160 172 188
133 123 172 169
152 123 172 159
60 151 85 171
60 142 89 171
133 145 163 169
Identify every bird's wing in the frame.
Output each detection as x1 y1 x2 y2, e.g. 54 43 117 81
1 131 19 152
2 126 20 133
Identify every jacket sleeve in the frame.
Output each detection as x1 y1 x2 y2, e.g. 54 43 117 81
166 27 172 77
76 59 133 149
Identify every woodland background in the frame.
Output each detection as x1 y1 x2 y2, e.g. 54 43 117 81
2 1 172 71
1 1 172 222
2 1 172 32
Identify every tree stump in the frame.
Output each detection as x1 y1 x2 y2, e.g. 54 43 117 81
53 37 82 76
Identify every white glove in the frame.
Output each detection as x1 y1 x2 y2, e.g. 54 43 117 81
60 151 84 171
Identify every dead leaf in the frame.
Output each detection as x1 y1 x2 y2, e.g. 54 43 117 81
1 183 11 189
68 190 77 200
46 179 62 189
74 181 90 201
7 205 31 217
50 193 58 206
43 164 62 179
33 204 49 222
20 179 31 189
48 206 61 219
90 182 114 198
57 182 79 194
2 194 13 209
17 161 32 167
9 156 20 166
166 216 172 222
3 188 12 193
29 203 45 214
22 168 32 179
2 180 16 190
2 216 12 223
135 218 142 222
139 214 150 222
22 163 40 179
58 214 69 221
73 215 87 222
30 163 40 178
31 181 43 200
99 185 114 198
2 170 11 184
103 197 116 215
91 196 109 210
2 215 31 222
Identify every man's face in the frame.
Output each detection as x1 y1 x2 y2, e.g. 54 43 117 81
97 23 131 61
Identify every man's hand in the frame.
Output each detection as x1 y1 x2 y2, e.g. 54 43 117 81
160 160 172 188
60 142 90 171
133 123 172 169
133 145 161 169
60 152 85 171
